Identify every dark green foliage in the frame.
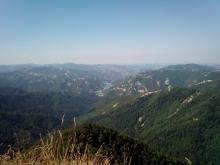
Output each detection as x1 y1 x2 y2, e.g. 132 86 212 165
61 124 185 165
0 64 220 164
0 112 60 154
0 88 99 154
85 88 220 164
0 90 98 118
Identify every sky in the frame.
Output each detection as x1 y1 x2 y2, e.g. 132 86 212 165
0 0 219 64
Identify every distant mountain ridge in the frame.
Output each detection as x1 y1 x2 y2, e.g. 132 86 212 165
109 64 220 96
162 63 217 71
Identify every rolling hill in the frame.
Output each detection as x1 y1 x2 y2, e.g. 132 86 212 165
23 124 185 165
0 63 220 164
110 64 220 96
83 88 220 164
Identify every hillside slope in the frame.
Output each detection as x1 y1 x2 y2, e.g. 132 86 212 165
1 124 185 165
84 88 220 164
111 64 220 96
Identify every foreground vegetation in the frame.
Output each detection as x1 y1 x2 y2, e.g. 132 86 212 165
0 124 184 165
0 129 111 165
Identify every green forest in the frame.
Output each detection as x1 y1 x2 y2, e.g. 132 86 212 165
0 64 220 164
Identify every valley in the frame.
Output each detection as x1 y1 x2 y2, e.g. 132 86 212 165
0 63 220 164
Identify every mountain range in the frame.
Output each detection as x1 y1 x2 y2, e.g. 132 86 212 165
0 63 220 164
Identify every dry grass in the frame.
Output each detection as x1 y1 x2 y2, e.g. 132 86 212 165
0 131 111 165
0 119 112 165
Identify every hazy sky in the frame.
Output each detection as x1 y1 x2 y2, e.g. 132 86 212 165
0 0 219 64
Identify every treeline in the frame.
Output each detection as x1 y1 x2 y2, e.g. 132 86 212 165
58 124 185 165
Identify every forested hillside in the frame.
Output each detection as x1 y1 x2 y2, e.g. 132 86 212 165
0 112 60 154
111 64 220 96
85 88 220 164
0 64 220 164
